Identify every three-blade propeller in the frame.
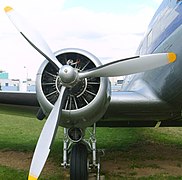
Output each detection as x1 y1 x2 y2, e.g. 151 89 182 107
4 6 176 180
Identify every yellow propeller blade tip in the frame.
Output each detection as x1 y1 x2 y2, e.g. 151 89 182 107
168 52 176 63
28 175 37 180
4 6 13 12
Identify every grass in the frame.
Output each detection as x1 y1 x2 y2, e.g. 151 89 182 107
1 104 182 179
96 127 143 150
142 127 182 147
0 165 65 180
0 165 28 180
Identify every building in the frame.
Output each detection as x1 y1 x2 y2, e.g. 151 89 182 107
0 71 35 92
0 78 20 91
0 71 9 79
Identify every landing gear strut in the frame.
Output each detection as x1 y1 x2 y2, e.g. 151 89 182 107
61 123 103 180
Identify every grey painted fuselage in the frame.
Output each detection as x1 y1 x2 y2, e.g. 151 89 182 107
100 0 182 127
138 0 182 107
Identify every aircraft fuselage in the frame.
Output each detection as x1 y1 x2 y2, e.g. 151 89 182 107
126 0 182 107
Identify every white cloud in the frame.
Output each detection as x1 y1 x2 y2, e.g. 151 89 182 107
0 1 160 80
153 0 163 5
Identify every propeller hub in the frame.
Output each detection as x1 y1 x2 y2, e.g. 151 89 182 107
59 65 78 86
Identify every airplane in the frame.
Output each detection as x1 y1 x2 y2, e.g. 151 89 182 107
0 0 181 179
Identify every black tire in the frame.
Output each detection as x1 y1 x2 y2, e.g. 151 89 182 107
70 143 88 180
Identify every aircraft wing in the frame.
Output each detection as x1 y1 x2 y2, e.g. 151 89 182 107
0 90 166 109
99 90 181 127
0 90 179 127
0 91 38 106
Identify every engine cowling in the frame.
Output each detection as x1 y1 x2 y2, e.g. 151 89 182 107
36 48 111 128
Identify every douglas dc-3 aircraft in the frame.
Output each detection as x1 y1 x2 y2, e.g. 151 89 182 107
1 0 182 179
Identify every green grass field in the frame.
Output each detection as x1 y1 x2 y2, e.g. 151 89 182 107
1 104 182 179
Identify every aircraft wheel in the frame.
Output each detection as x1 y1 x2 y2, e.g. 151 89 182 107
70 143 88 180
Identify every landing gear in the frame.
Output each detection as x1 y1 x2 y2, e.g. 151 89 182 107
61 123 103 180
70 143 88 180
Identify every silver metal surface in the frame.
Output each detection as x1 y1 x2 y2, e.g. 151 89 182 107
36 48 111 128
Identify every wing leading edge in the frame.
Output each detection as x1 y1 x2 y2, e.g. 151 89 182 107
99 89 181 127
0 88 181 128
0 91 38 106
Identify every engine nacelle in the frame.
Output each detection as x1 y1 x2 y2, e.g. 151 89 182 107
36 48 111 128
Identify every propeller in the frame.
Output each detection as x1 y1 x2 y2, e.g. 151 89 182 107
4 6 176 180
4 6 61 70
79 52 176 78
28 86 68 180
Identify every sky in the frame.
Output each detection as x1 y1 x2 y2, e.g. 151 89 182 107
0 0 163 80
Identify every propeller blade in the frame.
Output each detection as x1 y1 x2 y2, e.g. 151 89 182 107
4 6 61 69
28 86 67 180
79 53 176 78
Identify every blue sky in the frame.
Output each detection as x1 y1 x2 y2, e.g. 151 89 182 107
0 0 163 80
63 0 161 14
